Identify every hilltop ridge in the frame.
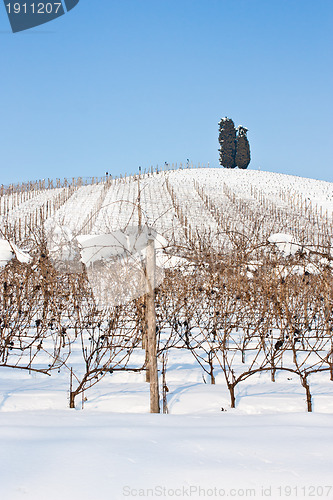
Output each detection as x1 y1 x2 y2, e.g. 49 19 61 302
0 168 332 247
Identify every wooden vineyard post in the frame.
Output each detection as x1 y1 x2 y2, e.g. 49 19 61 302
69 367 75 409
138 170 142 229
146 237 160 413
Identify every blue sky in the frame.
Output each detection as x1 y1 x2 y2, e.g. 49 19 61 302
0 0 332 185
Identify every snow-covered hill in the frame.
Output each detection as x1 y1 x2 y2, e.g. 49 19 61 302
1 168 332 246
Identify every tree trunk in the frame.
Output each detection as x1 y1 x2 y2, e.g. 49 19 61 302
209 351 215 384
69 367 75 409
69 391 75 409
301 376 312 412
229 384 236 408
162 353 168 414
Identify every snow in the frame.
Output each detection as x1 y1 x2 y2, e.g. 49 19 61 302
0 343 332 500
0 239 14 266
0 411 332 500
0 238 31 267
77 227 167 266
268 233 302 256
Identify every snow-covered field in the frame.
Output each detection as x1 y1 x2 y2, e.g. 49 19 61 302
0 346 332 500
1 168 333 500
1 411 332 500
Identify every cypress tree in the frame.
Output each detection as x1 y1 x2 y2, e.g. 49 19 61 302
235 126 251 169
218 118 236 168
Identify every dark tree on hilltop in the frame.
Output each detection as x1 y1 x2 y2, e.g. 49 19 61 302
235 126 251 169
218 118 236 168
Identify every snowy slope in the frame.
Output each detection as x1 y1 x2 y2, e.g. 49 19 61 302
1 168 332 245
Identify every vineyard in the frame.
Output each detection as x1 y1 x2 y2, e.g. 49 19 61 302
0 166 332 414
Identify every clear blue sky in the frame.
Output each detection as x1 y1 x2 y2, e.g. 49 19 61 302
0 0 332 185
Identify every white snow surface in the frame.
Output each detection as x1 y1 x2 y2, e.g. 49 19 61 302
0 410 332 500
77 227 168 266
0 238 31 267
0 348 332 500
268 233 302 256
